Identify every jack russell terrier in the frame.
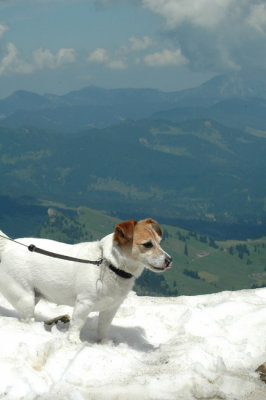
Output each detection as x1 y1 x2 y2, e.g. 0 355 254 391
0 218 172 343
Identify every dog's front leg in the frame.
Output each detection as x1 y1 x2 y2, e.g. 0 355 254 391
68 294 93 344
97 305 120 343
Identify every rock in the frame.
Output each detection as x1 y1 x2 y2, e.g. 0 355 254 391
256 362 266 382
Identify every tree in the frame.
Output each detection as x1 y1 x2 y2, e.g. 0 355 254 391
163 229 169 240
199 235 207 243
209 237 218 249
183 269 200 280
228 246 234 255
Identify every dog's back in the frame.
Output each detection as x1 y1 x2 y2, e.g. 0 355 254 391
0 231 8 257
0 232 105 316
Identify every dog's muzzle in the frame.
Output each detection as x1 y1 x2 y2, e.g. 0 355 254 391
149 255 172 272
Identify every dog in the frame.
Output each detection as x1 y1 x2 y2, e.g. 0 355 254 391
0 218 172 344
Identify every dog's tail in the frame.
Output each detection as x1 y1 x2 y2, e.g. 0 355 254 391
0 230 9 256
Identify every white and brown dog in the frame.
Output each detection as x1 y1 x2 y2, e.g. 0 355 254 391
0 218 172 343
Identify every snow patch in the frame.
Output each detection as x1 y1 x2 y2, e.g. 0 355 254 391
0 289 266 399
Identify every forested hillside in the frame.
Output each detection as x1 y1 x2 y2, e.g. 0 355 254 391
0 117 265 239
36 206 266 297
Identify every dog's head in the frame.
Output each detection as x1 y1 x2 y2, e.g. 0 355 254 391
113 218 172 272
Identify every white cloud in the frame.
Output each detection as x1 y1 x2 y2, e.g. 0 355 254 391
33 47 76 70
142 0 234 29
0 21 76 75
144 48 188 67
0 23 9 40
13 60 35 75
0 42 35 76
0 19 76 76
119 35 153 55
247 3 266 34
56 48 76 66
88 37 153 71
87 48 109 64
137 0 266 72
33 48 57 69
87 47 127 70
0 44 76 76
0 42 18 75
107 59 127 69
128 35 153 52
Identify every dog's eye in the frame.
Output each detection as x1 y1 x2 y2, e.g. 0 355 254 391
142 241 153 249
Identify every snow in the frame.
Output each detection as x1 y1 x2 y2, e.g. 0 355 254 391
0 289 266 399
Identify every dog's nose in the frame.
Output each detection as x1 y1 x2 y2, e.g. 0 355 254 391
165 255 172 267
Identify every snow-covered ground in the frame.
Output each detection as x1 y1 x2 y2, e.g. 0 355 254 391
0 288 266 399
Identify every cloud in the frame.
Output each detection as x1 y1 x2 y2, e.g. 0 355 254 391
87 48 108 64
142 0 234 29
0 23 9 40
0 42 35 75
139 0 266 73
108 59 127 69
0 20 76 75
87 47 127 69
0 43 76 76
118 35 153 62
118 35 153 60
33 47 76 70
144 48 188 67
0 42 18 75
128 35 153 52
91 0 266 73
247 3 266 34
0 21 77 74
87 36 152 71
56 48 76 66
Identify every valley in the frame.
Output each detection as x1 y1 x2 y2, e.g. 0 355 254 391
1 71 266 296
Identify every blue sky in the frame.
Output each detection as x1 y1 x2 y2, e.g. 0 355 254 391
0 0 266 98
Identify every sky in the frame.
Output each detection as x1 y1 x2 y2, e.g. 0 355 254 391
1 0 266 98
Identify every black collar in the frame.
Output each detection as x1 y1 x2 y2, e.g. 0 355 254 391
108 264 134 279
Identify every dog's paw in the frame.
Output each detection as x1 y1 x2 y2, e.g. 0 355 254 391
68 332 82 345
45 314 70 326
97 337 113 345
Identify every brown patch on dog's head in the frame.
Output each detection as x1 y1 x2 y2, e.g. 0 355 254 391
137 218 162 238
113 218 171 273
114 220 137 247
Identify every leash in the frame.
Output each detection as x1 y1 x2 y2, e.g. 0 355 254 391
0 233 134 278
28 244 103 265
0 233 103 266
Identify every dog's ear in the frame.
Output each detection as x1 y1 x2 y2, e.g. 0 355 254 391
144 218 162 238
114 220 137 246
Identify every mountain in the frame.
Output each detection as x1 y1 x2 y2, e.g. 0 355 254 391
0 86 182 131
0 117 266 237
153 97 266 132
0 90 52 116
1 70 266 238
2 70 266 131
170 69 266 107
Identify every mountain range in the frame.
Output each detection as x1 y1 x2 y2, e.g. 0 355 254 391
1 69 266 132
0 70 266 240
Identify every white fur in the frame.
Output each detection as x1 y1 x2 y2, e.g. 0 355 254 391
0 226 171 344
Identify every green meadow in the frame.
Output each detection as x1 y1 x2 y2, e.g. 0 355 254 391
39 205 266 297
